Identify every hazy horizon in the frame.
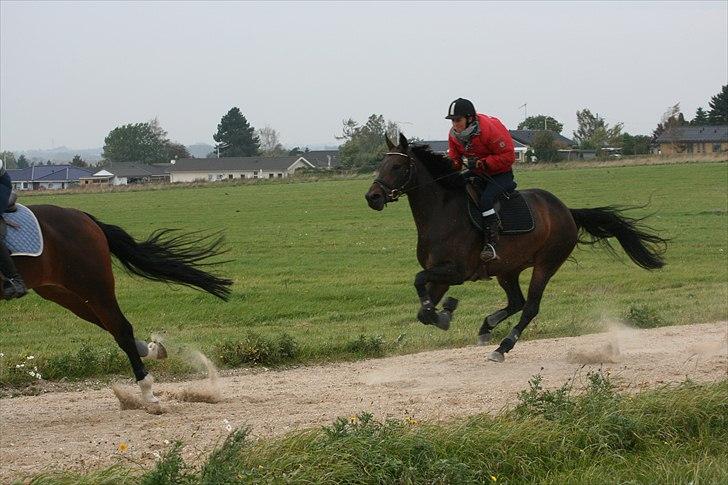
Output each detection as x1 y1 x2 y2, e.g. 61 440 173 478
1 1 726 152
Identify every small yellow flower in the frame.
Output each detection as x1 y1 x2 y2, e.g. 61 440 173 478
491 475 497 482
349 415 358 424
117 442 128 453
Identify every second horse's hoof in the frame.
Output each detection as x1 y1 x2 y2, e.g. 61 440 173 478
477 333 491 346
417 306 438 325
434 311 451 331
487 350 505 363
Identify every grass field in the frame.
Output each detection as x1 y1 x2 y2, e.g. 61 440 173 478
28 376 728 484
1 161 726 386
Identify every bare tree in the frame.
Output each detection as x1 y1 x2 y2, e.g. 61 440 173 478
256 126 286 157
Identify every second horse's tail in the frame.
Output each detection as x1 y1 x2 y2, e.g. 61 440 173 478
86 213 233 300
570 206 668 270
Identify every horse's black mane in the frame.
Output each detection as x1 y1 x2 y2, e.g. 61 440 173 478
410 144 465 190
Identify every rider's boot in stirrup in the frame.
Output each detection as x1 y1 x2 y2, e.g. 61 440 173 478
480 214 500 262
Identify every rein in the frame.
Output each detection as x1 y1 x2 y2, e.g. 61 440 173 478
374 151 462 203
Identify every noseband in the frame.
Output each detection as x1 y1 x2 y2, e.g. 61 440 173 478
373 152 415 202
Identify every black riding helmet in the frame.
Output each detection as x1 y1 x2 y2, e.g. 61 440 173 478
445 98 476 119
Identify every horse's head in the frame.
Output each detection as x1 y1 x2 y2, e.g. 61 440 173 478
365 133 414 211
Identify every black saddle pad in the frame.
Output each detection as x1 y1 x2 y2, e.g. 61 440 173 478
467 190 535 234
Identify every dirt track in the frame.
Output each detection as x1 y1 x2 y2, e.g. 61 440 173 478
1 322 726 481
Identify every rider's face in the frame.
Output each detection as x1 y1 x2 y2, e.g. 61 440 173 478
451 116 467 133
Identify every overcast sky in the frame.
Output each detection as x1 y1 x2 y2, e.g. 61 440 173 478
1 1 726 151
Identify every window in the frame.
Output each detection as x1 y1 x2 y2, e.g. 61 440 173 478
687 144 693 153
229 174 233 179
269 173 274 179
277 173 283 178
713 143 723 152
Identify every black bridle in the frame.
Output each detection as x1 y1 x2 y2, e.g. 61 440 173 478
373 152 415 203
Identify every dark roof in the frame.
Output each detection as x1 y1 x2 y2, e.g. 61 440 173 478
7 165 95 182
299 150 340 168
422 138 527 153
421 140 449 153
104 162 170 177
168 156 312 172
655 125 728 143
509 130 576 147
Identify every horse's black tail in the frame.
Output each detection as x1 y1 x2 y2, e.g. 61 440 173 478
570 207 668 270
86 214 233 300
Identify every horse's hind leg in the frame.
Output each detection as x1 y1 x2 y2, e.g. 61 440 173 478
488 264 557 363
478 272 525 346
34 286 166 360
87 298 161 402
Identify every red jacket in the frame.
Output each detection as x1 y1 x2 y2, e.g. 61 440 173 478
448 113 515 176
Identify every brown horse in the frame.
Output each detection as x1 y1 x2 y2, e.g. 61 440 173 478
365 134 667 362
4 204 232 402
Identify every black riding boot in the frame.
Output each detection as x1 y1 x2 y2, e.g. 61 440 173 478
480 214 500 262
0 220 27 299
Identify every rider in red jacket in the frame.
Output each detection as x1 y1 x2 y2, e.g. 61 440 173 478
446 98 517 261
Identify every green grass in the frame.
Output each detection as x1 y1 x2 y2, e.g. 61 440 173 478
1 162 726 386
25 376 728 484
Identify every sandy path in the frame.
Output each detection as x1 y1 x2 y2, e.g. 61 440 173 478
1 322 726 481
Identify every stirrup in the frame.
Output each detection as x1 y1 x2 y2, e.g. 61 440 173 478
480 244 499 262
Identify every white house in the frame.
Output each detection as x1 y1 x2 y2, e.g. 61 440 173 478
168 156 315 183
79 162 171 187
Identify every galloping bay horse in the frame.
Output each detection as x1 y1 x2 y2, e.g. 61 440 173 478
365 134 666 362
2 204 232 402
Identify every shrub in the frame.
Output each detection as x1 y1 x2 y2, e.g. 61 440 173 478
215 332 299 367
344 334 384 357
624 305 665 328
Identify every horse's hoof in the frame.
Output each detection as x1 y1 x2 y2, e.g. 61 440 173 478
417 306 438 325
138 374 159 403
148 341 168 360
434 311 451 331
487 350 505 363
442 297 459 313
477 333 491 346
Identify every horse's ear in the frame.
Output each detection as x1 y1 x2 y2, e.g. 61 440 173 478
399 133 409 149
385 134 395 150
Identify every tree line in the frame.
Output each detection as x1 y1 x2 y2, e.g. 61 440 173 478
1 86 724 170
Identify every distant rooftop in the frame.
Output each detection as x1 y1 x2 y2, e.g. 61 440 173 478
655 125 728 143
7 164 95 181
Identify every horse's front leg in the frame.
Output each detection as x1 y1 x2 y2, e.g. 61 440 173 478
414 264 463 330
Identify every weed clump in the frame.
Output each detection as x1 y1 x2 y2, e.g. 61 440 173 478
624 304 665 328
344 334 385 357
215 332 299 367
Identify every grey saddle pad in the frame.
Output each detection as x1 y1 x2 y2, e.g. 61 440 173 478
467 190 535 235
2 204 43 257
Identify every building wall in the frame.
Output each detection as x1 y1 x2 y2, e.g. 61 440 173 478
658 141 728 155
12 180 73 190
170 169 289 183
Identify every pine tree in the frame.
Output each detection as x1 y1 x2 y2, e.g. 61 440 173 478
708 85 728 124
213 107 260 157
691 107 709 125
